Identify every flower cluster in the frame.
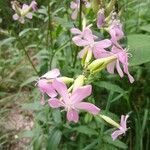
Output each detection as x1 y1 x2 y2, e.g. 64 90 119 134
34 0 132 142
12 0 37 23
37 68 100 123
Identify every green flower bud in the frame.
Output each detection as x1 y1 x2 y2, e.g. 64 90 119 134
87 56 116 74
58 77 74 84
73 75 85 91
99 114 120 128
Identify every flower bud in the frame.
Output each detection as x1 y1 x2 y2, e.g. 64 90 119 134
97 8 105 28
87 55 116 74
82 48 93 67
58 77 74 84
99 114 120 128
73 75 85 91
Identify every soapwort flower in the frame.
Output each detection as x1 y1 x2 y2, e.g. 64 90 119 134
12 0 37 23
49 79 100 123
71 26 111 59
94 45 134 83
97 8 105 28
109 19 124 44
111 115 129 140
70 0 80 20
37 68 60 105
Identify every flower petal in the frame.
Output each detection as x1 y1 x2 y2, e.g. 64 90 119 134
120 115 129 130
48 98 64 108
116 60 124 78
22 4 29 10
107 61 116 74
71 85 92 103
95 39 112 49
13 14 19 20
26 12 33 19
52 79 69 102
71 9 78 20
41 68 60 79
67 109 79 123
72 36 89 46
70 2 77 9
38 79 57 98
70 28 82 35
76 102 100 114
111 130 124 141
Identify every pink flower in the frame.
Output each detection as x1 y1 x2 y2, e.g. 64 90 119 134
71 26 111 58
70 0 80 20
12 1 37 24
111 115 129 140
37 68 60 105
109 20 124 44
94 46 134 83
49 79 100 123
97 8 105 28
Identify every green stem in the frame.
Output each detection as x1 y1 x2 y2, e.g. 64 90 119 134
73 0 83 68
16 34 39 76
47 2 54 69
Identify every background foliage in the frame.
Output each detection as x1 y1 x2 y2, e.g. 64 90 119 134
0 0 150 150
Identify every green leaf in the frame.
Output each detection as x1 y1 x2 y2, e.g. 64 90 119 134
103 135 128 149
128 34 150 66
21 76 39 87
52 109 62 124
47 129 62 150
94 81 124 93
140 24 150 32
74 125 97 136
0 37 16 46
22 101 42 111
19 130 34 138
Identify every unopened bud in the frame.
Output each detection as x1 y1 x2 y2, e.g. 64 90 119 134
73 75 85 91
87 55 116 74
58 77 74 84
99 114 120 128
82 48 93 67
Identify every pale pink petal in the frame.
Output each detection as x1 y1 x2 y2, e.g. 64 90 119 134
30 1 37 11
70 2 77 9
95 39 112 49
38 79 57 98
70 28 82 35
67 109 79 123
71 9 78 20
107 61 116 74
97 9 105 28
72 36 89 46
22 4 29 10
127 73 134 83
93 48 111 59
26 12 33 19
41 68 60 79
48 98 64 108
116 60 124 78
120 115 129 129
111 130 124 141
71 85 92 103
83 27 94 42
52 79 69 102
76 102 100 114
13 14 19 20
